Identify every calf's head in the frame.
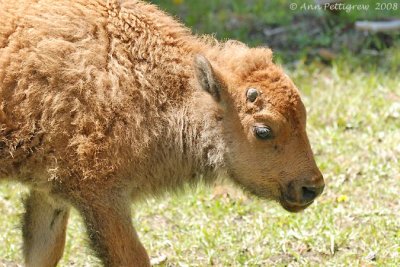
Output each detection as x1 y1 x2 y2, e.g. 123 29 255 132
194 46 324 212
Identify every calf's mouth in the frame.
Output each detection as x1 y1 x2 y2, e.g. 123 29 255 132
279 197 314 213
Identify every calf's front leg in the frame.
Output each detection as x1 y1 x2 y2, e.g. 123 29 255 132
75 194 150 267
22 190 70 267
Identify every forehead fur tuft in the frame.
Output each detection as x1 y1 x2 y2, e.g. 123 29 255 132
210 41 304 122
212 41 273 79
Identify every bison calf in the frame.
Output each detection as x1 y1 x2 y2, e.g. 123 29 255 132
0 0 325 266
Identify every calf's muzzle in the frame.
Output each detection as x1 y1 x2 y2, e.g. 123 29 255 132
281 172 325 212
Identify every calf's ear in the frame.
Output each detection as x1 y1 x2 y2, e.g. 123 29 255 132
194 54 223 102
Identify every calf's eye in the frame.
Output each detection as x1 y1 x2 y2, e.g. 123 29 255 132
253 125 273 140
246 88 258 102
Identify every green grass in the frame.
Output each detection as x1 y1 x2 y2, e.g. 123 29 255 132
1 1 400 266
151 0 400 61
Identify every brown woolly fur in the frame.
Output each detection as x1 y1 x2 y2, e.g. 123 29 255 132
0 0 325 266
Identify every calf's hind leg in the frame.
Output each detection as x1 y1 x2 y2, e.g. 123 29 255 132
22 190 70 267
76 194 150 267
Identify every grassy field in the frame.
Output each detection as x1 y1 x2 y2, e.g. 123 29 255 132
1 1 399 266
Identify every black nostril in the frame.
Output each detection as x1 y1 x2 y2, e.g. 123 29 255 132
301 184 324 203
302 186 317 202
